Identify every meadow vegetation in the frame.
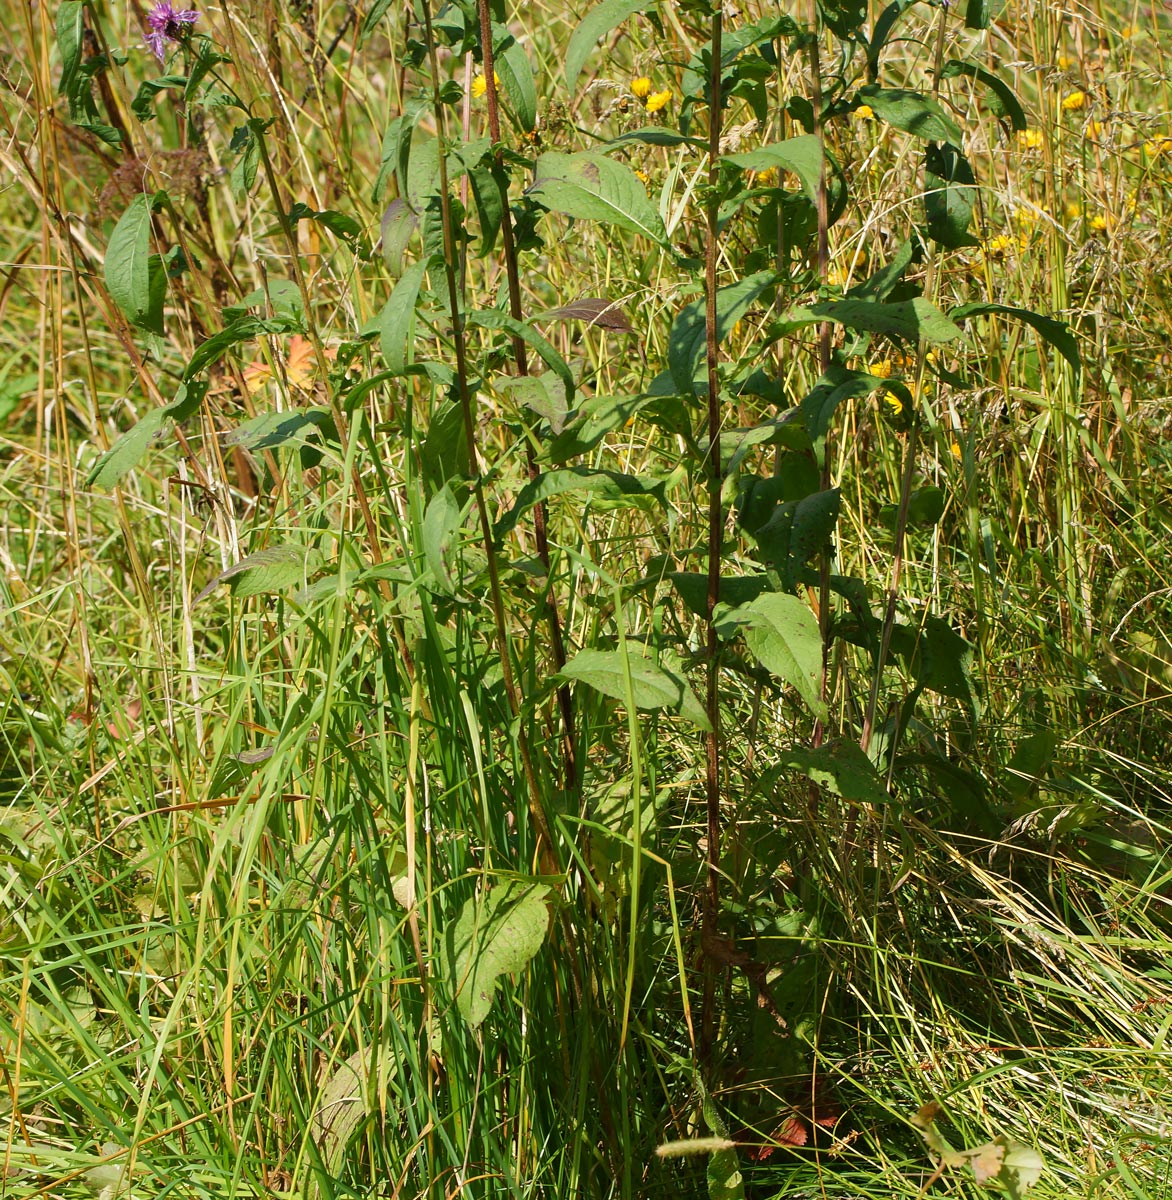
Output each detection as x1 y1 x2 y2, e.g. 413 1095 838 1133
2 0 1172 1196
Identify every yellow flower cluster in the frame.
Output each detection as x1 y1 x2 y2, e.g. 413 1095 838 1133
630 77 672 113
1016 128 1044 150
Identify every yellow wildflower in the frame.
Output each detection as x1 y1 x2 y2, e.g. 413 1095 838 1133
1016 128 1044 149
1086 119 1106 138
950 439 963 460
1064 200 1083 220
1056 54 1072 69
983 233 1015 258
853 104 875 120
630 76 652 99
1089 213 1110 232
755 166 779 187
1119 24 1135 39
645 88 672 113
634 168 649 183
883 391 904 416
1061 90 1087 112
869 359 893 378
471 70 499 98
1143 137 1172 159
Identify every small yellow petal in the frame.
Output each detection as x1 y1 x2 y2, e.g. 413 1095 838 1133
630 76 652 99
645 88 672 113
950 439 963 460
883 391 904 416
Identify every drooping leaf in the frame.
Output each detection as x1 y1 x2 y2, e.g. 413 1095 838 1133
194 544 322 604
753 488 841 591
800 366 887 460
444 881 550 1029
964 0 990 30
889 615 980 715
56 0 85 100
495 467 664 540
223 408 333 453
561 647 710 728
783 740 889 806
924 142 979 248
376 256 430 375
492 22 537 132
939 60 1027 131
847 238 917 300
670 572 772 618
730 592 827 720
529 151 669 248
130 75 188 122
819 0 867 38
854 84 963 145
184 315 302 381
104 194 157 331
86 380 208 488
466 310 575 399
780 297 965 344
724 134 824 203
701 1087 746 1200
564 0 650 94
880 485 946 532
865 0 918 81
423 484 462 594
537 297 632 331
381 198 419 276
949 302 1080 379
669 270 776 394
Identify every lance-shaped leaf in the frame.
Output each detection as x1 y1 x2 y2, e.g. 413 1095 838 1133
529 151 669 248
86 380 208 488
376 256 430 374
778 297 965 345
194 544 322 605
669 270 776 394
444 881 550 1029
723 134 824 203
466 309 575 400
854 84 963 145
494 467 665 541
493 22 537 132
105 194 163 331
949 302 1080 379
727 592 827 720
565 0 650 94
939 60 1027 131
559 648 710 730
925 142 979 249
782 740 889 806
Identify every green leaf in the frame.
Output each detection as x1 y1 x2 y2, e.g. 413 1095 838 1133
866 0 918 81
444 881 550 1029
494 23 537 132
223 408 332 453
724 134 824 203
949 302 1080 379
86 406 170 489
753 488 841 591
848 238 917 301
86 380 208 488
732 592 827 720
782 297 965 345
466 310 574 400
783 740 889 806
130 75 187 122
924 142 979 248
939 60 1027 131
194 544 321 605
547 394 650 462
376 256 430 375
701 1087 745 1200
855 84 963 145
609 127 708 149
819 0 867 38
670 572 771 618
880 485 945 532
104 194 156 330
964 0 990 30
889 615 980 715
560 648 710 730
184 316 301 381
423 485 462 594
495 467 665 541
800 366 887 459
565 0 650 94
529 151 669 248
381 199 419 277
669 270 776 394
56 0 85 100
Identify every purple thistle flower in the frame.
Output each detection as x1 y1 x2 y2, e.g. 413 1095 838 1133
145 1 200 60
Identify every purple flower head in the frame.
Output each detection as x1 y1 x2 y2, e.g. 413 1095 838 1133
145 1 199 60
